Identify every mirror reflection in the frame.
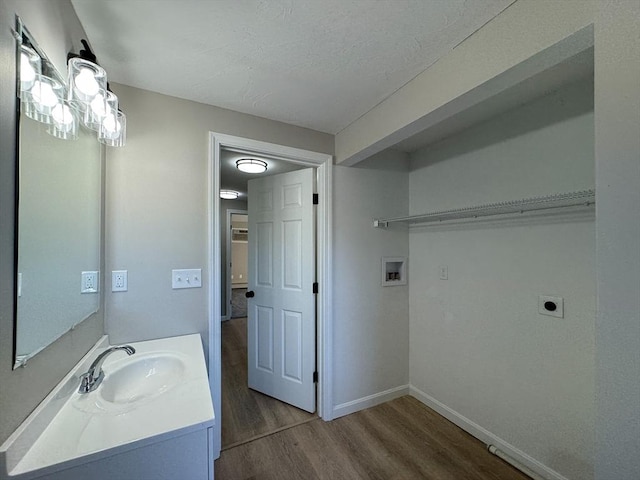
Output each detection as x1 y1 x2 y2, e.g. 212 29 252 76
14 19 102 368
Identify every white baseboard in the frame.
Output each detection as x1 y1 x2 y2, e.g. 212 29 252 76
332 385 409 419
409 385 568 480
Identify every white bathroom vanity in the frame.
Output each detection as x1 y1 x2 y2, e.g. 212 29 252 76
0 334 215 480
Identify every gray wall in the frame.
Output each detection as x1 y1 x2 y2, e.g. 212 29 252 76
332 150 410 413
408 79 595 480
104 83 333 358
0 0 104 444
594 2 640 478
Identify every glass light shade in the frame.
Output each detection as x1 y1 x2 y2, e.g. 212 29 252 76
24 74 63 124
220 190 240 200
99 110 126 147
83 89 118 131
47 102 78 140
236 158 267 173
67 57 107 106
19 45 41 96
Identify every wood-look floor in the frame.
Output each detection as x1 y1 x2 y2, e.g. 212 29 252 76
221 317 316 449
216 395 529 480
220 317 527 479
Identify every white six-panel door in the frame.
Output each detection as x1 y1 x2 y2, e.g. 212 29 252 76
247 168 316 413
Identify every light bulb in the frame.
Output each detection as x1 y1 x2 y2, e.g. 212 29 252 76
90 93 107 117
31 80 59 111
74 67 100 97
102 112 121 136
20 52 36 85
19 46 40 95
52 104 74 126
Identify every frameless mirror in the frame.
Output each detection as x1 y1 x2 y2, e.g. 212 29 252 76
14 18 102 368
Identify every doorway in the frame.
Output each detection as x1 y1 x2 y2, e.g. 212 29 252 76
226 210 249 320
208 133 333 458
222 167 316 449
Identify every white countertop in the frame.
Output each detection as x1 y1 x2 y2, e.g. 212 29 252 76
1 334 214 479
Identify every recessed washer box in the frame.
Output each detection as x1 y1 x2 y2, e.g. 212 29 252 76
539 295 564 318
382 257 407 286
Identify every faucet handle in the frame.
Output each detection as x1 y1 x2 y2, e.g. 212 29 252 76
78 345 133 394
79 372 91 394
78 368 105 394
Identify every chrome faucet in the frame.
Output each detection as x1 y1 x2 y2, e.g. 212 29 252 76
78 345 135 394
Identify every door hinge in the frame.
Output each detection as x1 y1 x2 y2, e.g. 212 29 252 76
313 371 318 383
313 193 319 205
313 282 319 294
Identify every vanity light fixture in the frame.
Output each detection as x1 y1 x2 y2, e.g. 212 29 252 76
67 41 126 147
17 34 126 146
236 158 267 174
220 190 240 200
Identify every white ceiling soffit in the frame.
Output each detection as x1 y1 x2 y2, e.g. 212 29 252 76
71 0 514 135
394 47 595 153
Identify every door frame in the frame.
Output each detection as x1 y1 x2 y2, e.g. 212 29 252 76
224 208 248 321
207 132 334 458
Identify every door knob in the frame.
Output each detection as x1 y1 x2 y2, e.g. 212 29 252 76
245 290 255 298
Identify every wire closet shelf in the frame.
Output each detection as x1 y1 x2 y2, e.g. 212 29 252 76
373 189 595 228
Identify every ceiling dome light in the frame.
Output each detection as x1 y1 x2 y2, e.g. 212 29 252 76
236 158 267 174
220 190 240 200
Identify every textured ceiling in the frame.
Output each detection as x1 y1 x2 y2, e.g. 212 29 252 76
71 0 514 135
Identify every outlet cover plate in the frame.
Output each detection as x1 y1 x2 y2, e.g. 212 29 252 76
112 270 128 292
81 271 99 294
172 268 202 289
539 295 563 318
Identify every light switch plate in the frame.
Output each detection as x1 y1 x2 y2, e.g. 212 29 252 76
172 269 202 289
439 265 448 280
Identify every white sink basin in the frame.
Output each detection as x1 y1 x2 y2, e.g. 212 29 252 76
98 353 186 406
1 335 215 480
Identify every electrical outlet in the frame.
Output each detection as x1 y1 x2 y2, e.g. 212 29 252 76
81 271 99 293
539 295 563 318
112 270 128 292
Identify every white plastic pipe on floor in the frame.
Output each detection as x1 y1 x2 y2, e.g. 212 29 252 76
487 445 546 480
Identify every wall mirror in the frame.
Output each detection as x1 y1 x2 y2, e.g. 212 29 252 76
13 17 102 368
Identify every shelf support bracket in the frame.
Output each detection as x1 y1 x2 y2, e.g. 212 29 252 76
373 219 388 229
